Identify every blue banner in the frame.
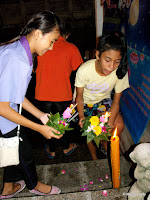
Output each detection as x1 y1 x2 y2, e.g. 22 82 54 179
103 0 150 143
119 0 150 143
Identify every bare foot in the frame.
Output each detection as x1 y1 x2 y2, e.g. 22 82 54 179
2 182 21 195
34 181 52 194
63 143 78 154
91 154 98 160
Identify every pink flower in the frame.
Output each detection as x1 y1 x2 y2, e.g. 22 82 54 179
105 174 109 179
102 190 107 196
61 170 66 174
80 188 84 191
80 184 89 191
99 178 103 182
63 107 72 119
58 169 66 176
102 126 106 132
59 120 66 126
100 115 107 123
89 181 93 184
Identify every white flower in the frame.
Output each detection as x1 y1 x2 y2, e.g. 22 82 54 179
65 122 68 126
99 122 104 128
86 125 95 133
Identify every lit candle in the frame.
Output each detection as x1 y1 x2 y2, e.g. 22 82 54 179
110 127 120 188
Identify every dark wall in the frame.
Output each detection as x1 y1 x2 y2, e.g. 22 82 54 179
0 0 96 55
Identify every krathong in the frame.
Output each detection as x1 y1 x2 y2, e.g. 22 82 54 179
46 103 78 135
80 112 112 147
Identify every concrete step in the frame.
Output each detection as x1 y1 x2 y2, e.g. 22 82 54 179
0 156 132 199
7 187 130 200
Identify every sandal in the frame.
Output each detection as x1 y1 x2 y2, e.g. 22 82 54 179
29 186 61 195
64 144 78 155
0 180 26 199
99 144 107 156
44 144 55 158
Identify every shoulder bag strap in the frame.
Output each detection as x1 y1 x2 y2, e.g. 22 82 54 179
17 103 23 141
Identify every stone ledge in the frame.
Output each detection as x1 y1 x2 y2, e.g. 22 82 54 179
0 158 132 199
6 187 130 200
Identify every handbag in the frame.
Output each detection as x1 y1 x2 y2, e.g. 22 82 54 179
0 104 22 168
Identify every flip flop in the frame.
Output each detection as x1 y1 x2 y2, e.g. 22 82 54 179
44 144 55 158
29 186 61 195
99 144 107 156
0 180 26 199
64 144 79 155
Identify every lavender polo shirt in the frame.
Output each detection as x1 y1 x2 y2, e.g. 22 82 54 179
0 36 33 134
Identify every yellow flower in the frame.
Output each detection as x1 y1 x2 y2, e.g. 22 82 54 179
97 105 106 112
87 104 93 108
93 126 102 136
89 116 99 126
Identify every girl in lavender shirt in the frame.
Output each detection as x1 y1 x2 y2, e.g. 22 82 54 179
0 11 63 198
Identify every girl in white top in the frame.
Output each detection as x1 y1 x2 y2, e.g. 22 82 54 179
75 32 129 160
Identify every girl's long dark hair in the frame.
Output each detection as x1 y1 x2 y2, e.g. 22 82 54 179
0 11 62 46
20 11 62 36
0 11 62 70
97 32 128 79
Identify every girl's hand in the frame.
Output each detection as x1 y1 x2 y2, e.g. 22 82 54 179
39 125 62 139
79 117 86 128
39 113 50 125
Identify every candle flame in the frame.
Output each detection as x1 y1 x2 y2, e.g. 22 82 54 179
113 127 117 137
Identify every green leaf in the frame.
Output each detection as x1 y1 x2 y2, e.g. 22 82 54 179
65 127 74 131
58 123 65 129
82 120 91 130
87 135 94 143
82 131 88 137
51 112 60 121
46 120 53 126
94 136 101 148
86 131 95 143
46 112 74 134
53 118 59 125
53 132 63 136
99 134 110 141
64 124 69 129
107 132 112 137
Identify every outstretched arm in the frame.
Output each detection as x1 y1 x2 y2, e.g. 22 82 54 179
0 101 62 139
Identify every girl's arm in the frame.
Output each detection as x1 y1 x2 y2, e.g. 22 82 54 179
0 101 62 139
75 87 85 128
108 92 122 127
